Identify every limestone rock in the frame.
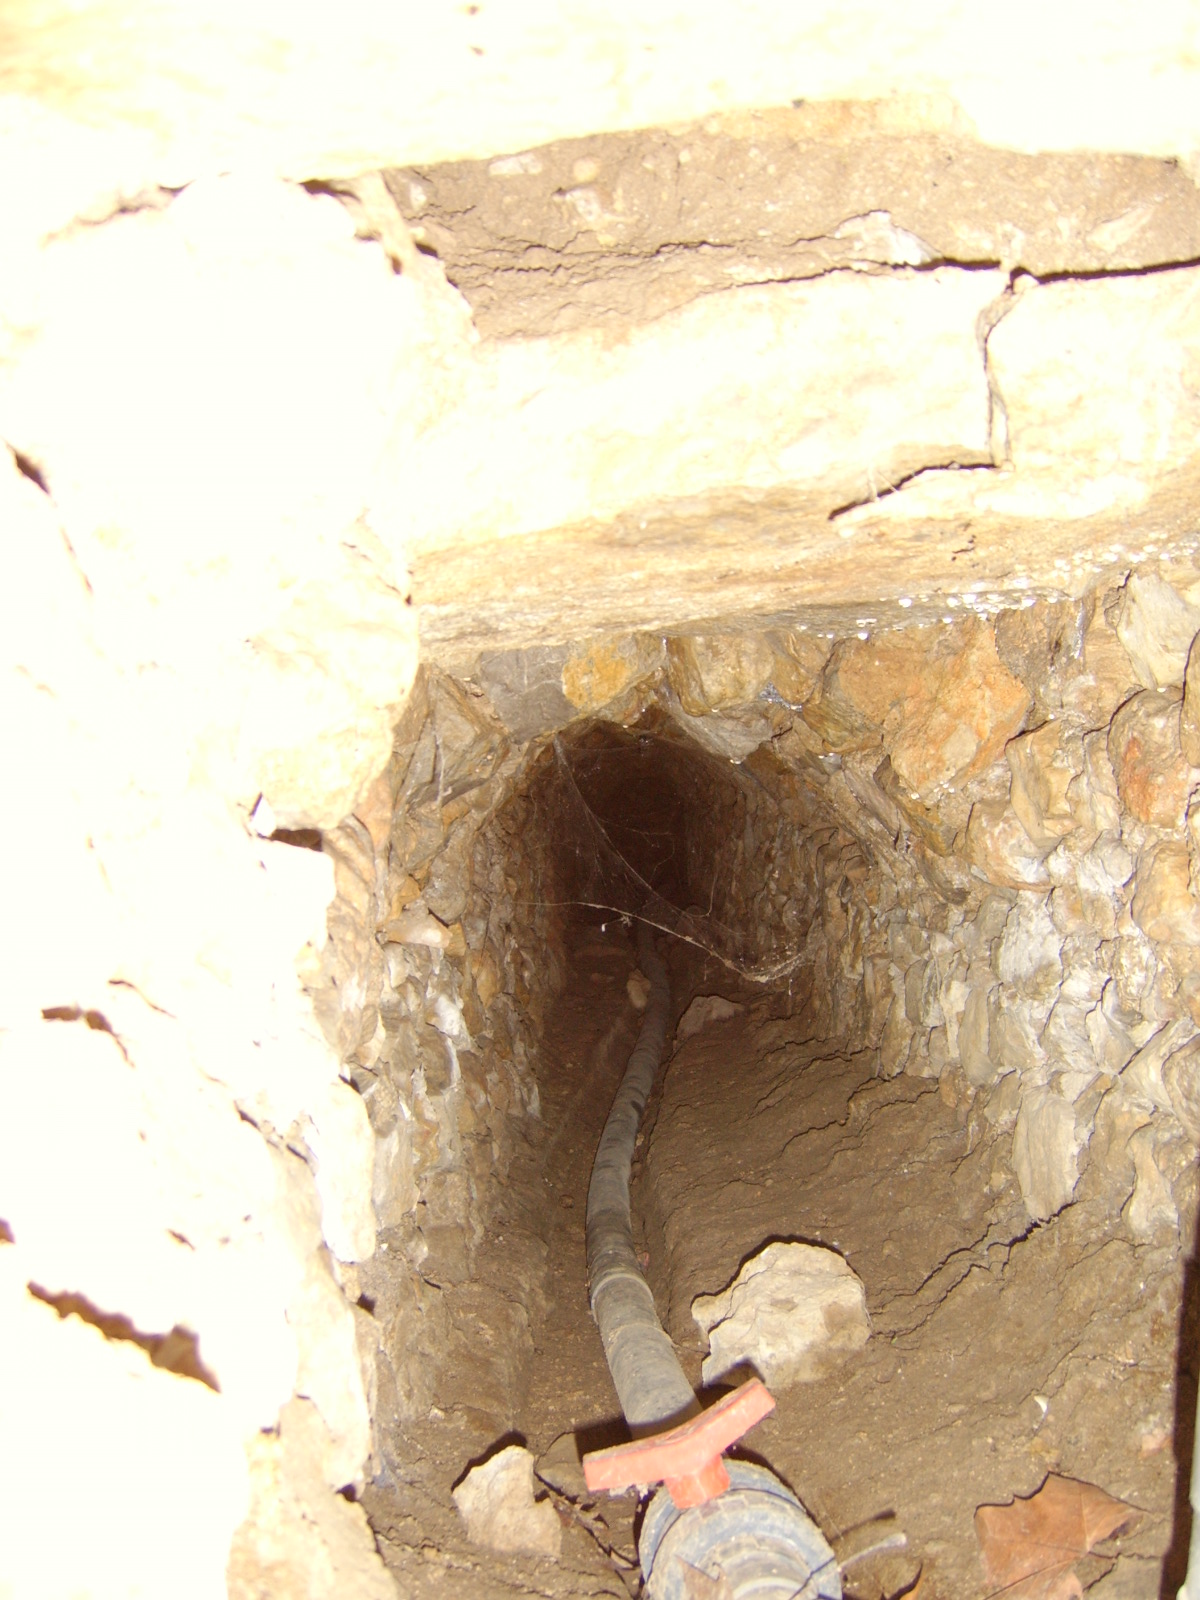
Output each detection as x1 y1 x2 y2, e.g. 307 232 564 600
478 645 574 739
677 994 744 1040
390 268 1002 562
878 992 915 1078
372 1119 417 1230
888 621 1031 801
1060 606 1140 723
627 970 651 1010
666 631 781 715
1086 986 1138 1074
1132 842 1200 945
382 902 465 952
1116 572 1200 690
1 1249 249 1600
1068 730 1123 840
1183 635 1200 767
965 798 1052 890
1122 1019 1195 1115
5 5 1200 268
228 1400 397 1600
303 1079 378 1264
1007 723 1079 850
990 992 1048 1074
959 984 996 1086
692 1241 870 1389
668 700 776 763
806 619 1029 801
996 898 1064 1001
561 634 664 713
452 1445 562 1558
1012 1090 1081 1220
1164 1036 1200 1142
802 634 904 751
1111 933 1160 1014
877 757 961 855
1108 688 1192 829
774 631 834 705
994 600 1086 707
1123 1126 1179 1238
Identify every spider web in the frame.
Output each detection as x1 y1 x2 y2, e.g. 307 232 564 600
540 733 809 985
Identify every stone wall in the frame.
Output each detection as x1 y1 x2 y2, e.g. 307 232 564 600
4 13 1200 1596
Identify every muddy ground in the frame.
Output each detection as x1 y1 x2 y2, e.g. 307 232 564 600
362 916 1196 1598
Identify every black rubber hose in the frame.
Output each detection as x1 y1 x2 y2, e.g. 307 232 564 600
586 920 698 1430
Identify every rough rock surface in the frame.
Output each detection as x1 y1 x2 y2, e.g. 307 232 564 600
692 1241 871 1388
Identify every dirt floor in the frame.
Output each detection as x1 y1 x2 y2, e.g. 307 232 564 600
363 915 1197 1599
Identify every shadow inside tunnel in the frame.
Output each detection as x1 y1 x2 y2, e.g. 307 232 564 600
1163 1199 1200 1597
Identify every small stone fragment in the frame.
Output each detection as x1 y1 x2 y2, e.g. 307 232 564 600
626 969 651 1010
676 994 744 1040
692 1241 870 1389
452 1445 562 1558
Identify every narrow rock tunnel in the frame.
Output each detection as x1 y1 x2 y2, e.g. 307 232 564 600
7 23 1200 1600
325 613 1200 1600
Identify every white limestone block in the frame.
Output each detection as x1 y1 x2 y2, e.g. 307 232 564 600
692 1241 871 1390
677 994 744 1040
453 1445 562 1558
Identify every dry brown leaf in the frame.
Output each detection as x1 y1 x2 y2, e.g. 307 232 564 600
975 1474 1139 1600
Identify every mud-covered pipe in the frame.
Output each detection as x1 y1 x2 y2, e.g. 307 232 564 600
586 920 698 1429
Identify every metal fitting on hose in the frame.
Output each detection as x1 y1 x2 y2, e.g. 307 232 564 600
640 1462 841 1600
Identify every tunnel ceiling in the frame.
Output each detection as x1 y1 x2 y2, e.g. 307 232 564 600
358 117 1200 665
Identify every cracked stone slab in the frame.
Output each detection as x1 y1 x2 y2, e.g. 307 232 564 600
381 268 1003 563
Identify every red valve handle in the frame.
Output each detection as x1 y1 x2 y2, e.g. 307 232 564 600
581 1379 776 1509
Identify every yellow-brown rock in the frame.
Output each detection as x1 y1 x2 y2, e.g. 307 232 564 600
1133 842 1200 945
1006 722 1079 851
805 621 1030 799
665 631 788 715
562 633 664 712
1116 572 1200 691
1108 689 1192 829
965 799 1052 891
1059 602 1140 722
1182 635 1200 767
890 621 1031 801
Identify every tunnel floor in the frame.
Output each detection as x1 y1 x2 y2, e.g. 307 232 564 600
362 912 1189 1599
